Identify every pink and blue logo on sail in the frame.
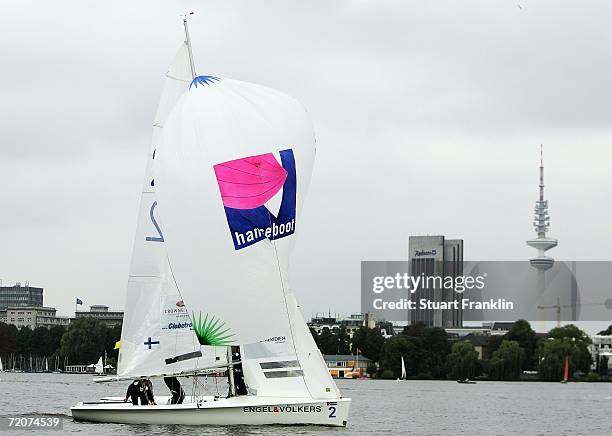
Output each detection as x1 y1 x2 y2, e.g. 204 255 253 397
213 149 296 250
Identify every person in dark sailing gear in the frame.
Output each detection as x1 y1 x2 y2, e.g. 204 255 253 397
124 380 143 405
142 378 156 405
231 346 248 396
164 376 185 404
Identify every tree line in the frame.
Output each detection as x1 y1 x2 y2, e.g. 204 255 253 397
0 318 120 370
0 317 607 381
310 320 606 381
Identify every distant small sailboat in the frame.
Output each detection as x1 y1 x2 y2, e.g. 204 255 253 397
561 355 569 384
0 357 3 372
397 356 406 381
94 357 104 375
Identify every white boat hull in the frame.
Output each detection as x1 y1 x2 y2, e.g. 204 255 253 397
71 396 350 427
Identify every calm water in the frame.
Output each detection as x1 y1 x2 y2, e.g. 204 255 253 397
0 373 610 435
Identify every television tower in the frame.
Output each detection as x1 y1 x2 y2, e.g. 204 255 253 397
526 145 557 270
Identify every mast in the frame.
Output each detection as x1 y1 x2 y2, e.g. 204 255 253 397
182 14 197 80
226 348 235 397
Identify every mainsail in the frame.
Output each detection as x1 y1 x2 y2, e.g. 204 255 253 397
155 77 339 399
117 41 225 379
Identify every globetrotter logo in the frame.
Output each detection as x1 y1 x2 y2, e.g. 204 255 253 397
214 149 297 250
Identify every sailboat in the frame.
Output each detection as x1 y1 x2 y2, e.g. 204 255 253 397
44 357 50 373
0 356 3 372
561 355 569 383
397 356 406 381
52 355 61 373
94 357 104 375
70 16 350 427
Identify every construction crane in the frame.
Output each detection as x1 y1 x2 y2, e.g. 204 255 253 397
537 297 566 327
537 297 608 327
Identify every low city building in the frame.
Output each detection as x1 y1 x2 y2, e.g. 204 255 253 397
323 354 372 378
5 306 70 329
590 335 612 374
74 305 124 328
308 313 376 337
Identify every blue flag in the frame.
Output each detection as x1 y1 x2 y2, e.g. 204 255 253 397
76 298 83 305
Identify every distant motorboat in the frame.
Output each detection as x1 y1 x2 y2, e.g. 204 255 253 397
457 379 476 384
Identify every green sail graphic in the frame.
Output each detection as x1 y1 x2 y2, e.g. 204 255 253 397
191 311 235 346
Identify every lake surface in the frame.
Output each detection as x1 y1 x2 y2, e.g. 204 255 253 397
0 373 610 435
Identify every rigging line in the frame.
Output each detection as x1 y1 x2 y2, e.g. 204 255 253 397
165 249 203 377
263 191 314 399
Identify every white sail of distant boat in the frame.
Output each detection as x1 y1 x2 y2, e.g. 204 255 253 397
400 356 406 380
0 357 3 372
45 357 49 372
71 16 350 426
94 357 104 375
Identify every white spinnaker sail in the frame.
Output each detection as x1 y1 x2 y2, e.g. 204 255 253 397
117 43 225 379
155 77 339 398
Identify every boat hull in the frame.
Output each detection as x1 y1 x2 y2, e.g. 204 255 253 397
71 397 350 427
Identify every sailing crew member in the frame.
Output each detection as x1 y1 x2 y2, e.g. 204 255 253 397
164 376 185 404
124 380 143 405
142 378 156 405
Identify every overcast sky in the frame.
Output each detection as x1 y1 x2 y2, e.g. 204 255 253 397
1 1 611 331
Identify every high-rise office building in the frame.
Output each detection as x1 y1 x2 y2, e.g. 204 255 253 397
409 235 463 327
0 282 43 309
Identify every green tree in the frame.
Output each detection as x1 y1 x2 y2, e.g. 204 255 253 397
16 327 34 356
351 327 385 363
0 322 18 356
318 328 337 355
537 325 591 381
399 323 449 378
31 327 53 357
379 335 415 378
447 341 479 380
597 324 612 335
48 326 67 356
59 318 112 365
335 327 351 355
504 320 536 370
488 340 523 380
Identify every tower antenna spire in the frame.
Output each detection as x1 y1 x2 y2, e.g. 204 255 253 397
182 12 197 80
539 144 544 202
527 144 557 270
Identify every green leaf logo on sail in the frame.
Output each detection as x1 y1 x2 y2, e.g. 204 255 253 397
191 311 235 346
